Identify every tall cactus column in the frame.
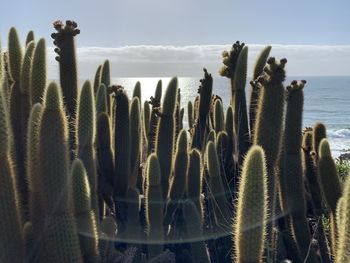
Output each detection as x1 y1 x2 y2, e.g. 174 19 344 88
51 20 80 157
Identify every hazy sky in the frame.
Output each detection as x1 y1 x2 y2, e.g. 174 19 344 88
1 0 350 77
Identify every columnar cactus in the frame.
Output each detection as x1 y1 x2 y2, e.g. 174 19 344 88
51 20 79 119
71 159 99 263
214 99 224 133
100 60 111 114
76 80 99 221
25 30 35 46
31 38 47 105
93 64 102 94
0 81 24 263
96 84 108 115
38 82 83 262
147 80 162 154
145 154 164 260
249 45 272 136
155 77 178 201
234 146 267 263
130 97 141 189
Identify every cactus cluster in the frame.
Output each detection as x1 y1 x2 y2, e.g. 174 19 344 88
0 22 348 263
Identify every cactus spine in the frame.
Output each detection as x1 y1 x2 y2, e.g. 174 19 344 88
31 38 47 105
148 80 162 154
234 146 267 263
38 82 82 262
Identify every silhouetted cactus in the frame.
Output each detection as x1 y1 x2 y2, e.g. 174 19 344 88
234 146 267 263
145 154 164 260
38 82 83 262
214 99 224 133
130 97 141 189
101 60 111 114
155 77 178 201
93 64 102 94
133 81 141 102
147 80 162 154
96 83 108 115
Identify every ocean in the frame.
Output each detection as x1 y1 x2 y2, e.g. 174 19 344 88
112 76 350 158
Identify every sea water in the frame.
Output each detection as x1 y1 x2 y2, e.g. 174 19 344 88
113 76 350 158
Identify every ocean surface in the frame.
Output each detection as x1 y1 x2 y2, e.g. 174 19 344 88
112 76 350 158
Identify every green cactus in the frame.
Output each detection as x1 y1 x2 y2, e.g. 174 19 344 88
318 138 342 255
26 103 44 261
183 200 210 263
25 30 35 46
206 141 230 231
133 81 141 102
38 82 83 262
186 149 203 222
155 77 178 201
253 57 287 240
125 187 142 242
144 154 164 260
164 129 188 226
8 27 22 83
130 97 141 189
147 80 162 154
76 80 99 222
30 38 47 105
249 45 272 136
0 82 24 263
96 83 108 115
51 20 79 122
143 100 150 147
207 129 216 144
214 99 224 133
281 80 318 262
234 146 267 263
71 159 99 262
93 64 102 94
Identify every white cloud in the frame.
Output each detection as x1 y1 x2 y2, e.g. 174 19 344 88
47 44 350 79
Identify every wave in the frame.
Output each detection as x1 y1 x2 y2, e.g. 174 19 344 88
328 128 350 139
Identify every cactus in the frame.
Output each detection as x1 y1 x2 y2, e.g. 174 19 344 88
51 20 80 119
224 106 236 194
31 38 47 105
253 57 287 240
206 141 231 231
155 77 178 201
130 97 141 189
38 82 83 262
26 103 44 261
0 81 24 263
187 149 203 222
214 99 224 133
335 175 350 263
148 80 162 154
234 146 267 263
96 83 108 115
145 154 164 260
114 87 130 234
143 100 150 147
100 60 111 114
133 81 141 102
191 68 212 150
93 64 102 94
313 122 326 162
76 80 99 221
71 159 99 262
318 138 342 254
187 101 194 130
281 80 318 262
183 200 210 263
8 27 22 83
232 45 250 164
96 112 114 218
164 129 188 226
25 30 35 46
249 45 272 136
125 187 142 243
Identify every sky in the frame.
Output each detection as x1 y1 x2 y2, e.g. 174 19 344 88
1 0 350 77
